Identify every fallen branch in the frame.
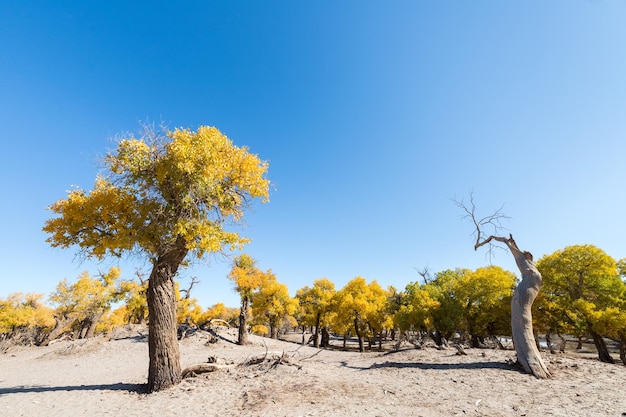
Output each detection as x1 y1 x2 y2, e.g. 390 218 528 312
181 363 221 378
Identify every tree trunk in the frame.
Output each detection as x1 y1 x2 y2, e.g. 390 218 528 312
146 245 188 393
270 321 279 339
83 312 103 339
576 337 584 350
41 313 76 346
470 334 481 348
590 330 614 364
619 335 626 366
546 332 555 354
321 327 330 348
313 313 321 348
509 248 551 378
238 296 250 345
354 315 364 353
479 235 550 378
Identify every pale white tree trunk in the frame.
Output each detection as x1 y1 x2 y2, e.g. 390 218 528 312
509 245 551 378
479 234 551 378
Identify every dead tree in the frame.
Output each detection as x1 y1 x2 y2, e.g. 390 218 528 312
457 195 551 378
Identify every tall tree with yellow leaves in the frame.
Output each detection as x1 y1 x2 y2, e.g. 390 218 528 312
331 277 389 352
251 272 298 339
228 254 268 345
43 125 269 392
295 278 336 347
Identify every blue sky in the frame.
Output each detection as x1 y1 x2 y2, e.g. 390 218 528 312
1 1 625 308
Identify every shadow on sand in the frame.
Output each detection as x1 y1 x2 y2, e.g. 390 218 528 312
0 382 147 395
340 359 523 373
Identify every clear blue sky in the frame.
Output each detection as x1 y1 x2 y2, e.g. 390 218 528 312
1 1 625 308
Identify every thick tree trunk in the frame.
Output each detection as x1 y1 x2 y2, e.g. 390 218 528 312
479 234 550 378
620 335 626 366
269 318 279 339
146 244 188 393
313 313 321 348
41 313 76 346
321 327 330 348
590 330 615 364
238 297 250 345
509 247 551 378
81 312 103 339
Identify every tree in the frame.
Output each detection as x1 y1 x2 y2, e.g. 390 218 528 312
536 244 623 363
45 267 124 344
0 293 54 344
457 195 551 378
392 281 440 345
175 279 204 326
43 125 269 392
201 302 239 327
331 277 388 352
228 254 268 345
453 266 516 347
365 281 393 350
331 277 371 352
251 272 298 339
423 269 467 346
117 270 149 325
295 278 336 348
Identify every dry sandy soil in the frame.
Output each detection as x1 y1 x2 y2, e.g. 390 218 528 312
1 326 625 417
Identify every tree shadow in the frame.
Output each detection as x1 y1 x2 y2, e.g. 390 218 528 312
341 359 524 374
0 382 147 395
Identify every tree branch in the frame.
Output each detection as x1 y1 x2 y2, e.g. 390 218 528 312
454 192 511 261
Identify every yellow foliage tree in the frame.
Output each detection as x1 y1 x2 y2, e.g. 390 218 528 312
228 254 269 345
117 274 149 325
43 125 269 392
331 277 389 352
201 302 239 327
0 293 55 344
537 244 623 363
452 266 516 347
45 267 124 343
392 282 440 341
251 272 298 339
295 278 336 347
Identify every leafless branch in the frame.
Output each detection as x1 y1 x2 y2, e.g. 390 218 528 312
135 269 147 285
414 266 433 284
180 276 200 299
454 192 511 262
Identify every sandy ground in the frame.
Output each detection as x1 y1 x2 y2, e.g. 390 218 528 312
1 326 625 417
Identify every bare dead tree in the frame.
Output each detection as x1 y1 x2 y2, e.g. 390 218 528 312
455 193 551 379
180 277 200 300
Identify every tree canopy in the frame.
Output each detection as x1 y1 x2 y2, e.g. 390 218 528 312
43 125 270 392
537 244 624 363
